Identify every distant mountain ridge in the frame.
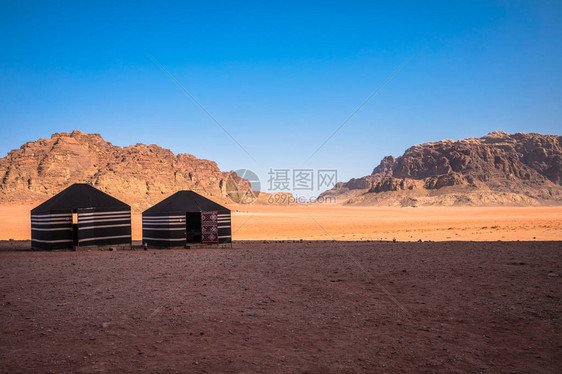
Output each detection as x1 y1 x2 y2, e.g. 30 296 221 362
321 131 562 206
0 130 251 210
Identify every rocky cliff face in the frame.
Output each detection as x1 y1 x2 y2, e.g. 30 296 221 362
322 132 562 206
0 130 250 210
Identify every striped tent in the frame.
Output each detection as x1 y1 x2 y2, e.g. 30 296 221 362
142 191 231 248
31 184 131 250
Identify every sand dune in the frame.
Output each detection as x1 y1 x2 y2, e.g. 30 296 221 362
2 203 560 242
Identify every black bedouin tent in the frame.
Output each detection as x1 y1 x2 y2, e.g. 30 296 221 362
142 191 231 248
31 184 132 250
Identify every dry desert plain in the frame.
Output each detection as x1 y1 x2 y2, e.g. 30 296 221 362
0 203 561 373
0 203 561 242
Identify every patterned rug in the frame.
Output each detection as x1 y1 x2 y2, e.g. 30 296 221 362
201 211 218 243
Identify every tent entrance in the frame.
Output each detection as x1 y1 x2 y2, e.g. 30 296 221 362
186 212 202 244
186 211 219 244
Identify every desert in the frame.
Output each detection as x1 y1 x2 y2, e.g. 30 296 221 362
1 202 561 372
2 1 561 372
1 240 560 373
1 203 561 242
1 130 560 373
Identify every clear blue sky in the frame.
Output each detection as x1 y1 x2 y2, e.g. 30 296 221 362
1 1 560 194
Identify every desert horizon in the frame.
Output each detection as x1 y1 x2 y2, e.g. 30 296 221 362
2 202 561 242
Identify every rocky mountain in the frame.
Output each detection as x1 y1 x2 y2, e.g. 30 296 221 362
0 130 253 211
321 132 562 206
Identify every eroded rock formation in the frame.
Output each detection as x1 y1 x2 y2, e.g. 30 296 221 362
322 132 562 206
0 130 250 210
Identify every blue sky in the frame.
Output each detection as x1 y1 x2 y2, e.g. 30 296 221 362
1 1 560 194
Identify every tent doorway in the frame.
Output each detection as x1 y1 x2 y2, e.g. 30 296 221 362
186 212 202 244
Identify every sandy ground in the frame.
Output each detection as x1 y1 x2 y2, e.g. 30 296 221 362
232 205 562 241
0 240 560 373
3 202 561 241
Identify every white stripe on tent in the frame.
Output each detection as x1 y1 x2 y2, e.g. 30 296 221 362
78 213 131 219
217 214 230 217
78 214 130 221
31 221 71 225
31 213 72 218
218 236 231 239
143 237 186 241
141 222 185 226
79 223 131 230
217 225 231 228
31 221 72 226
78 211 130 217
31 238 73 243
143 215 185 220
31 217 72 222
143 227 185 231
31 217 72 221
142 219 185 223
143 216 185 220
78 218 131 224
143 220 184 224
31 227 72 232
79 235 131 243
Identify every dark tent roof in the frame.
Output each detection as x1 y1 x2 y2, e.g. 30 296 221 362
31 184 129 214
143 191 229 215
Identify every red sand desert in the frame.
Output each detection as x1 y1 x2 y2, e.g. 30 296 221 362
1 203 561 373
1 203 561 241
1 240 560 373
